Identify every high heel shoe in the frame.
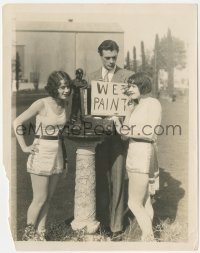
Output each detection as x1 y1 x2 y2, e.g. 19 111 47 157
22 224 36 241
141 234 156 242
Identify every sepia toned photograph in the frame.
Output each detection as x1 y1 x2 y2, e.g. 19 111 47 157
2 3 198 251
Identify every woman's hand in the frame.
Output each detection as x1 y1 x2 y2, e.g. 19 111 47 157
111 116 122 134
13 99 44 154
122 85 130 96
23 144 39 154
122 85 135 113
125 100 134 115
111 116 120 124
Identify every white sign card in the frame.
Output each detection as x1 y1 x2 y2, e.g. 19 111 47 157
91 80 128 116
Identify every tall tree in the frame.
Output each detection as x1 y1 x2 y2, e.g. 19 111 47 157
31 41 40 90
15 52 21 91
133 46 137 73
125 51 131 70
152 34 160 97
166 29 174 97
141 41 146 71
158 29 186 97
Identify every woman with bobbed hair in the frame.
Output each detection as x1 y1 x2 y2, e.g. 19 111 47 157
13 71 72 241
113 72 162 241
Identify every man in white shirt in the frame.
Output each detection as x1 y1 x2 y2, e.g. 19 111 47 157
87 40 133 240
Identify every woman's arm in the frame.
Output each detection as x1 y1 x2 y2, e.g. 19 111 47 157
13 99 44 153
112 102 134 136
112 116 122 134
123 103 134 126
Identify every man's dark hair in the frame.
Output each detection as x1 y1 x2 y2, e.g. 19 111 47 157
98 40 119 56
127 72 152 95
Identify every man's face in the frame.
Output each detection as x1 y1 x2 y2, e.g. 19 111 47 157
100 50 118 71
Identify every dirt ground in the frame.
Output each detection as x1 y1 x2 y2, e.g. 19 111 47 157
12 94 188 241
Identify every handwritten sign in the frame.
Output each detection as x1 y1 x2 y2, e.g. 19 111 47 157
91 80 128 116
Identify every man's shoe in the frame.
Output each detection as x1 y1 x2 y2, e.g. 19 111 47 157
111 231 124 241
96 225 112 237
64 217 74 226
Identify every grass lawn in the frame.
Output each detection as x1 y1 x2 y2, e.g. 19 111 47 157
12 94 188 242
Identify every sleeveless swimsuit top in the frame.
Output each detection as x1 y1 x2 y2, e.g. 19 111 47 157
35 98 66 137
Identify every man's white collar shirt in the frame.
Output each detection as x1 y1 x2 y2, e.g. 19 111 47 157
102 65 116 82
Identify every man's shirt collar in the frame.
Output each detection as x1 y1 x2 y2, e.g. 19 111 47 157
102 65 116 81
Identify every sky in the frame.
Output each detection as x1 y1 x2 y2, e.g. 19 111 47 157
12 4 195 57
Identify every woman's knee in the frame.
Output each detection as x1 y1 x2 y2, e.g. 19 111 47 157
32 195 48 208
128 198 143 214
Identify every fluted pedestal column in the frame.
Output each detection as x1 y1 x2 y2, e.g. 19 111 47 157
71 141 101 234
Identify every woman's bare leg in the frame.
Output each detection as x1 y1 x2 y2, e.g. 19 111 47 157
27 174 49 226
36 174 60 232
127 172 154 240
144 194 154 221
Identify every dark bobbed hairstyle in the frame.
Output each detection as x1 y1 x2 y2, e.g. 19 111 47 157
127 72 152 95
98 40 119 56
45 71 72 98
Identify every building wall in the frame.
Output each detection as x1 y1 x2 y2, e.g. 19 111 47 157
16 31 76 83
15 30 124 85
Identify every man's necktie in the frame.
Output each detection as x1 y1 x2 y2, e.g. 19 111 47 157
104 72 109 82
